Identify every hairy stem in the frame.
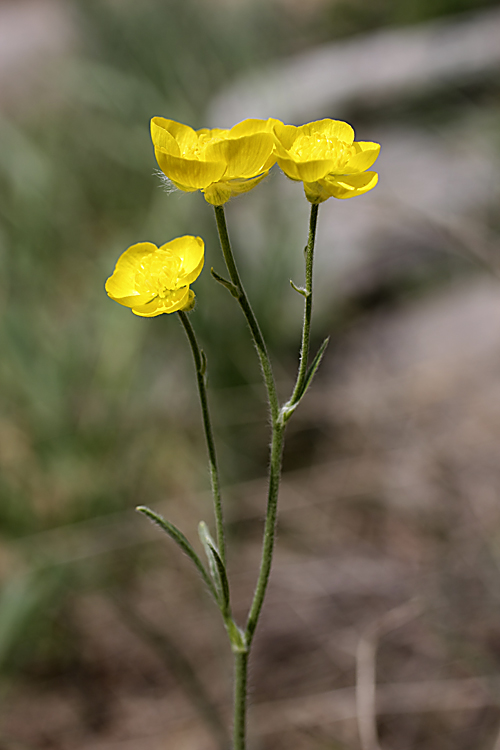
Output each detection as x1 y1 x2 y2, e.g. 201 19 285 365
245 419 285 643
289 202 319 405
233 651 249 750
213 205 280 424
178 310 226 565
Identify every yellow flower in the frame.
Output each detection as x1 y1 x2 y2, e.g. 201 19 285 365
150 117 278 205
105 236 204 317
273 119 380 203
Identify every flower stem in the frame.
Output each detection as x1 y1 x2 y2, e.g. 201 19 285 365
178 309 226 566
289 202 319 406
213 205 290 750
213 205 280 424
245 419 285 644
233 651 249 750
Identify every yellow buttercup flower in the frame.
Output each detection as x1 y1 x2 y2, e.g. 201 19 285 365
273 119 380 203
105 236 204 317
151 117 278 205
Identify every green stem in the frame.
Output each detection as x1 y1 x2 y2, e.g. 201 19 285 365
289 202 319 405
212 203 318 748
245 419 285 643
178 310 226 566
213 205 280 424
233 651 249 750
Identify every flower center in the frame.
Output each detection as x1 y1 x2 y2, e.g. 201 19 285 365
290 133 355 170
135 250 182 298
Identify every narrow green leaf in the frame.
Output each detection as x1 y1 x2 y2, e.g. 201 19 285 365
281 336 330 423
137 507 216 600
198 522 218 582
210 267 240 298
299 336 329 401
290 279 307 297
198 521 230 613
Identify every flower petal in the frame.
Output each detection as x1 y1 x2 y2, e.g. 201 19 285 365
294 157 337 183
197 127 227 140
344 142 381 173
301 118 355 144
161 235 205 285
273 122 299 151
154 150 226 189
151 117 197 153
204 173 270 204
206 133 275 180
275 155 302 180
132 287 191 317
229 118 279 137
275 119 355 151
105 242 158 306
320 171 379 199
226 173 268 196
150 118 180 156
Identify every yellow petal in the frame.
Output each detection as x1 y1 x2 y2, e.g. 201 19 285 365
320 171 379 199
275 155 302 180
170 178 199 193
344 142 380 173
300 118 355 144
161 235 205 285
197 127 228 140
206 133 275 179
105 242 157 305
229 118 278 137
273 122 299 151
226 173 268 197
132 287 191 317
150 118 180 156
274 119 355 151
151 117 198 153
154 150 226 189
206 174 270 204
294 158 336 183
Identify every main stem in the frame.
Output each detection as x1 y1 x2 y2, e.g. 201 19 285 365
214 205 288 750
244 207 320 640
178 310 226 565
233 651 249 750
213 203 319 749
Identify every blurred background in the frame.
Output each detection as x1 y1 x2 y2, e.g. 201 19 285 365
1 0 500 748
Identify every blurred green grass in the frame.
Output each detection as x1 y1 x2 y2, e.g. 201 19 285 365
0 0 315 680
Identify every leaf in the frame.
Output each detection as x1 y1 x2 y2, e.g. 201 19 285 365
282 336 330 423
198 522 230 614
210 267 240 298
290 279 307 297
136 506 216 600
299 336 329 402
